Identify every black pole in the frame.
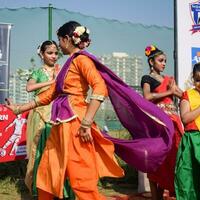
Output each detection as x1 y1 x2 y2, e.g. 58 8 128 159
174 0 178 83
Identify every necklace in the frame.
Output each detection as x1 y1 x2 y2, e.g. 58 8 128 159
43 66 54 72
43 66 55 80
149 72 163 82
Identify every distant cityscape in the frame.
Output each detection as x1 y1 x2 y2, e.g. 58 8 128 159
9 52 144 131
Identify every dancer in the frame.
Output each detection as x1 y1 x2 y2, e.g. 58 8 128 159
25 40 74 199
6 22 175 199
7 21 125 200
141 45 184 200
175 62 200 200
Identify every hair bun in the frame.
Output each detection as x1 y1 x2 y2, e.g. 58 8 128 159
145 45 163 59
72 26 91 49
145 45 157 57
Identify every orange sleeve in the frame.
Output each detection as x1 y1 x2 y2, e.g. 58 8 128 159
74 55 108 101
35 82 58 106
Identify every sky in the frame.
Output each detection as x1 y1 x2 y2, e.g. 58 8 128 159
0 0 174 27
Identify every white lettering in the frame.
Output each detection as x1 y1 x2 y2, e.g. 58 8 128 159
0 115 8 121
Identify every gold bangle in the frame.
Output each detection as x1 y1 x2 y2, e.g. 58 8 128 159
81 118 93 128
13 106 21 115
82 118 92 125
80 124 91 129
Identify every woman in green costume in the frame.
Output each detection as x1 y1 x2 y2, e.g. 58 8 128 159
175 62 200 200
25 40 74 199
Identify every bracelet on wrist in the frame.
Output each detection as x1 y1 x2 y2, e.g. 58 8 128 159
81 118 93 128
80 124 91 129
13 106 21 115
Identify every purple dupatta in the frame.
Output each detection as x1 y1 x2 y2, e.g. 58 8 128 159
53 50 174 173
51 55 77 123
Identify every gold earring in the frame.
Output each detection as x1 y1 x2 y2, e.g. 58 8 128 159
65 43 69 49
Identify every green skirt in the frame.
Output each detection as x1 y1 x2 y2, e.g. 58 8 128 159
175 131 200 200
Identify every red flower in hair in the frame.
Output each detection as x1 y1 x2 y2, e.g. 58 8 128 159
73 32 79 38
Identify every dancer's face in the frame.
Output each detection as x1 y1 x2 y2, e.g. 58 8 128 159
193 71 200 92
58 36 71 55
151 54 166 73
41 44 58 67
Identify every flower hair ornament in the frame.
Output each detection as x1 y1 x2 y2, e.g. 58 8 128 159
145 45 156 57
145 44 163 59
37 44 42 55
72 26 91 49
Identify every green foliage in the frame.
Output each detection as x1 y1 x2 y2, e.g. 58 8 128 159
30 57 36 68
0 160 29 197
0 154 137 199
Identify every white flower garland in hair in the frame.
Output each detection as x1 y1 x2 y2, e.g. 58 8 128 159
37 45 41 55
72 26 90 45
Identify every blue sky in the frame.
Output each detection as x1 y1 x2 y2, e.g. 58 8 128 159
0 0 174 27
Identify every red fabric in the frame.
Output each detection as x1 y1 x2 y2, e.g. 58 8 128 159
153 76 174 104
38 189 54 200
182 91 198 131
147 76 184 194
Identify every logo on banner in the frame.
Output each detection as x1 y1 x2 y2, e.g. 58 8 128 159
184 47 200 89
190 1 200 33
192 47 200 65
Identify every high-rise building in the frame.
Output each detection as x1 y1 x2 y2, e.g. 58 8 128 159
9 69 33 103
99 52 143 92
95 52 144 131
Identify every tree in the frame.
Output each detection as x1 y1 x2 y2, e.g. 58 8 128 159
30 57 36 68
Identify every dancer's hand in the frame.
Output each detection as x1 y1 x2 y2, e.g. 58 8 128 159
167 78 176 95
77 127 93 143
5 98 20 115
168 77 183 98
48 79 55 84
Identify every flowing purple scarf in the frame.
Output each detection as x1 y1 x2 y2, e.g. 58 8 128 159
52 50 174 173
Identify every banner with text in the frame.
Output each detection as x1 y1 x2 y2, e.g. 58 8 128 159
175 0 200 89
0 23 12 103
0 104 28 162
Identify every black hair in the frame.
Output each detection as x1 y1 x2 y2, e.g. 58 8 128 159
57 21 90 48
39 40 58 54
193 62 200 77
57 21 81 38
145 46 165 69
